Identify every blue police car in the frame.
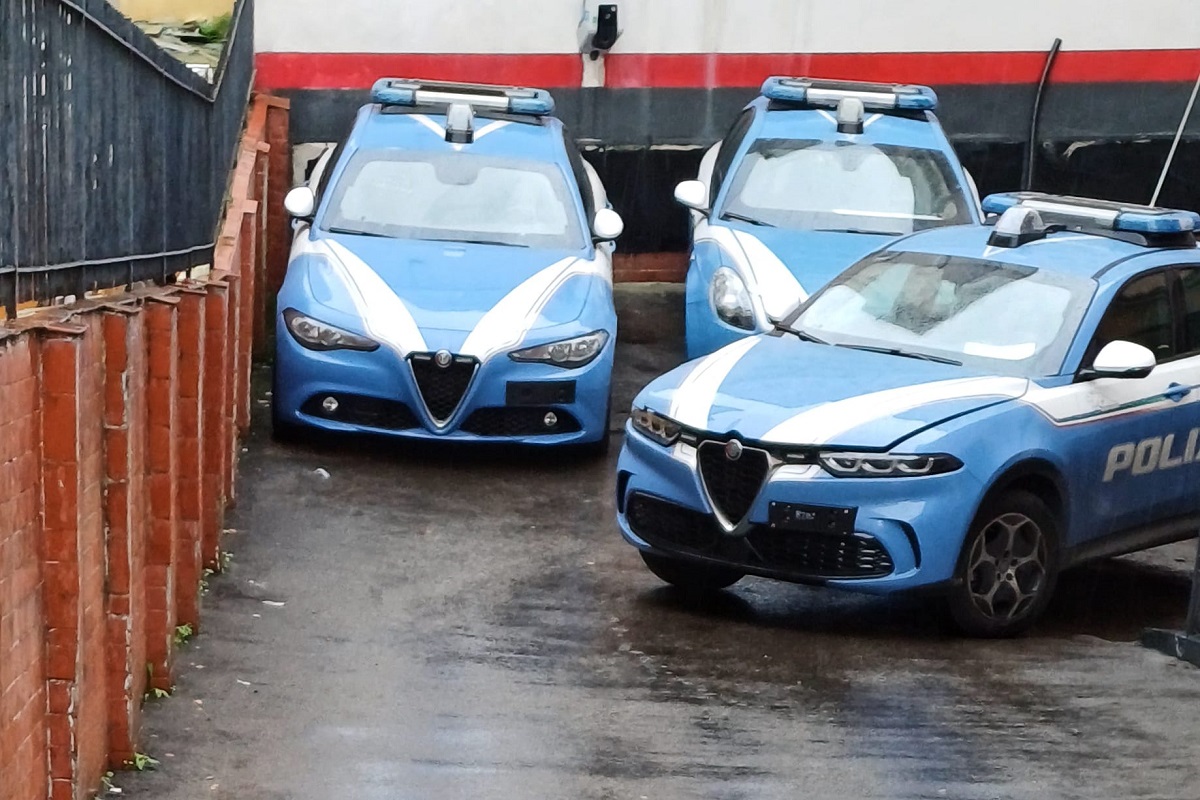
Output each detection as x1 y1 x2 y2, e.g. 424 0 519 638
617 193 1200 636
674 77 982 359
274 79 624 450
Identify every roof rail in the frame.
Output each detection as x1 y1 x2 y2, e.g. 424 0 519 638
371 78 555 116
761 76 938 112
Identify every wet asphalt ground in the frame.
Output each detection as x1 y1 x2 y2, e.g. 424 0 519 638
122 285 1200 800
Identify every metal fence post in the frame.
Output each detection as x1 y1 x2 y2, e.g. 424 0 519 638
1142 536 1200 666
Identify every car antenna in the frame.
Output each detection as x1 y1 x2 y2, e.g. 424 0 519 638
1150 69 1200 207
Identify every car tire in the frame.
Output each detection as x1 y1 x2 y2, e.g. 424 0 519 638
945 490 1060 638
640 551 744 592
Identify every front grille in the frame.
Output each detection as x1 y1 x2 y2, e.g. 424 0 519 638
459 407 581 437
626 493 893 580
300 394 419 431
697 441 770 525
408 353 477 423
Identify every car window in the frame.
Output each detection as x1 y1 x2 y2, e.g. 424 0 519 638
1087 272 1176 364
709 109 755 204
1180 268 1200 355
795 251 1095 376
721 139 971 234
321 149 586 250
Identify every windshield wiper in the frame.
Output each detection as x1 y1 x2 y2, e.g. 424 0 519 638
812 228 894 236
326 226 394 239
772 321 828 345
424 237 529 248
721 211 776 228
836 343 962 365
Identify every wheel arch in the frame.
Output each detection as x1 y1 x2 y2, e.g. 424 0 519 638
975 457 1070 536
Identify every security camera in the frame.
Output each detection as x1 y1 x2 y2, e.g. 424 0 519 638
578 2 620 60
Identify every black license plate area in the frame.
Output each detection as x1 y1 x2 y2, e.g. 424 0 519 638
506 380 576 406
767 502 857 534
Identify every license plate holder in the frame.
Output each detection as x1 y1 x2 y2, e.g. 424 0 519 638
767 502 857 534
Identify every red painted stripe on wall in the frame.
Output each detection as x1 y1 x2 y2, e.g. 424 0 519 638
256 50 1200 91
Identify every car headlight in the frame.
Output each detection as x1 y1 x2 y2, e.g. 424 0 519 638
819 452 963 478
509 330 609 367
630 407 682 446
283 308 380 352
710 267 757 331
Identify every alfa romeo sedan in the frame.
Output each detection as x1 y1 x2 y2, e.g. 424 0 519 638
274 78 623 451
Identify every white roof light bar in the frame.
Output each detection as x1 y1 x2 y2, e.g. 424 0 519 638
371 78 556 116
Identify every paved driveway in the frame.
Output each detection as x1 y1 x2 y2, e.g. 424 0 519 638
123 286 1200 800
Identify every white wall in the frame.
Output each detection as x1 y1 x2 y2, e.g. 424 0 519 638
256 0 1200 54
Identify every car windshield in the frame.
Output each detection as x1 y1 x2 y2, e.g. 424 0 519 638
321 149 586 249
792 251 1096 376
721 138 972 235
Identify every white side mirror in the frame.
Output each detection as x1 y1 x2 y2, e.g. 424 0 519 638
674 180 709 212
592 208 624 241
1089 340 1156 379
284 186 316 219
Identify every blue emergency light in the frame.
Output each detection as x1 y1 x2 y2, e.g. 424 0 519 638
371 78 555 116
761 77 938 112
982 192 1200 235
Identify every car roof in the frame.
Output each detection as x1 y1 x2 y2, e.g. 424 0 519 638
747 95 949 151
346 104 571 163
889 223 1200 281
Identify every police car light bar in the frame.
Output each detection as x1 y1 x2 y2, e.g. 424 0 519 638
371 78 555 116
982 192 1200 235
761 76 938 111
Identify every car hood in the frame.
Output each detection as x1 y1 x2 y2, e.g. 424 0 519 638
638 334 1030 450
298 231 601 354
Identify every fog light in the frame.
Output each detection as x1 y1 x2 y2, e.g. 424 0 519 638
321 396 339 414
543 412 558 428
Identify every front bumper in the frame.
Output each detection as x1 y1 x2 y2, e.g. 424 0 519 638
615 424 986 593
273 318 613 445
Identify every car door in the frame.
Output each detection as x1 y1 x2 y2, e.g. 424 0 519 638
1063 269 1197 542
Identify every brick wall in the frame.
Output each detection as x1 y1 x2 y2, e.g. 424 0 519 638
0 336 48 800
0 94 289 800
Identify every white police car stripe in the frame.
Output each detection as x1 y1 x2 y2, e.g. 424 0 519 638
668 336 760 429
324 240 429 356
459 256 604 361
293 234 610 363
695 222 806 324
761 376 1029 445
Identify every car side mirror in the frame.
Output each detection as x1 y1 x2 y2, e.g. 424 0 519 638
284 186 316 219
592 208 624 242
674 180 709 214
1084 340 1156 380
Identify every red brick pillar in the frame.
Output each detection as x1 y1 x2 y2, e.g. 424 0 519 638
40 322 109 800
253 141 271 356
0 334 49 800
202 283 230 569
236 204 259 436
101 308 149 765
265 96 292 297
222 273 242 508
175 290 206 629
144 299 180 690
